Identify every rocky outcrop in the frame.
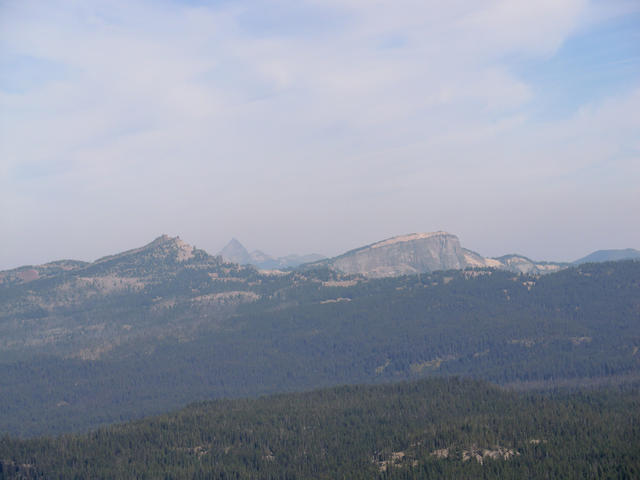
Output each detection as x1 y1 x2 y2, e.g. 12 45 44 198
493 254 566 274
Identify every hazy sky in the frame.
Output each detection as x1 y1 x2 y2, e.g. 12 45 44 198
1 0 639 269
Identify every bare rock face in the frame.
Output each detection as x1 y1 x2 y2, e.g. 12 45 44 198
316 232 567 277
327 232 471 277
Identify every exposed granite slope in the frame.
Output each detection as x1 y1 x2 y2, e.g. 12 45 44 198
312 232 566 277
328 232 467 277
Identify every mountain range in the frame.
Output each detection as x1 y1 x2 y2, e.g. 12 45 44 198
3 231 638 287
218 238 325 269
1 232 639 437
217 231 639 277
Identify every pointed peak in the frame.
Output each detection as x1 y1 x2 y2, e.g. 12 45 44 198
220 238 249 253
227 237 244 248
219 238 252 265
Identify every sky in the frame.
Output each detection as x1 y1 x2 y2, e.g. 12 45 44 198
1 0 639 269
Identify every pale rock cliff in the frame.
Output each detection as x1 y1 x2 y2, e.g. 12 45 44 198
312 232 567 277
323 232 470 277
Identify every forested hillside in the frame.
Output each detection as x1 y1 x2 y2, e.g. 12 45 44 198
1 378 639 479
1 250 639 437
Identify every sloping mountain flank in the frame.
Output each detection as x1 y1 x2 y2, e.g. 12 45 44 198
0 260 89 285
574 248 640 265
